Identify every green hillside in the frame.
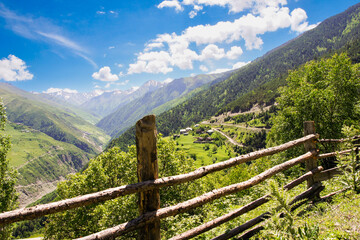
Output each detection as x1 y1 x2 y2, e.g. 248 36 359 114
108 3 360 151
0 83 110 153
6 122 93 206
97 72 231 137
0 83 110 206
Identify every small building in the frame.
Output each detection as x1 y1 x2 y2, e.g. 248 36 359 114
186 127 193 132
180 129 187 134
194 124 200 127
207 129 214 134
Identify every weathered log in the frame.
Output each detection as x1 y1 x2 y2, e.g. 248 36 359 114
0 134 317 226
213 182 323 240
169 166 323 240
303 121 318 188
313 166 342 182
319 187 351 202
136 115 160 240
283 166 323 190
319 135 360 143
75 151 315 240
318 148 353 159
168 196 270 240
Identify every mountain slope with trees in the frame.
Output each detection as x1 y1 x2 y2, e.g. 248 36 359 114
0 83 110 206
97 72 231 137
108 3 360 151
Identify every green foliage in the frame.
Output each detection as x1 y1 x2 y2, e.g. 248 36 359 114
44 136 201 239
258 180 319 240
0 98 18 239
336 125 360 193
268 53 360 150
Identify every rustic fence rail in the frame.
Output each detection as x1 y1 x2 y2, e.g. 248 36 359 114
0 117 357 240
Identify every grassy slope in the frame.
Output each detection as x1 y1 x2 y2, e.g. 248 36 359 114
6 122 94 206
0 83 110 153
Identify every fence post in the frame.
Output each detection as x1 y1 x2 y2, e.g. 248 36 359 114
303 121 319 189
136 115 160 240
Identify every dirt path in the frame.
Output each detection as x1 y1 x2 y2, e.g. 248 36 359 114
212 128 244 147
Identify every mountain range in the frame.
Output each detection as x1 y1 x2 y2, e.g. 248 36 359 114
2 2 360 206
108 2 360 151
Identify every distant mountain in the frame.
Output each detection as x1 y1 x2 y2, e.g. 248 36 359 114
0 82 111 205
108 3 360 151
37 88 104 106
80 80 166 117
97 72 231 137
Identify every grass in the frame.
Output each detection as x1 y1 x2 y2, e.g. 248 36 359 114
170 134 236 168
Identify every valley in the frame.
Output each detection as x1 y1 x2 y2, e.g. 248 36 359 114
1 2 360 239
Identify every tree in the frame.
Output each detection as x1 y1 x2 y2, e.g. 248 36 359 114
268 53 360 148
0 98 18 239
44 135 202 239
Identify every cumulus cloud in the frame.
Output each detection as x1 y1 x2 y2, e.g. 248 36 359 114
157 0 183 12
163 78 174 84
232 61 251 69
92 66 119 82
129 0 315 75
200 44 225 60
209 68 232 74
43 88 78 94
0 54 33 81
226 46 243 59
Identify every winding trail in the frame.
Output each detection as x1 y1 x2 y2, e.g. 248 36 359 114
212 128 244 147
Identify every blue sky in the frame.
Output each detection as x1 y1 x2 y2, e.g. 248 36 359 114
0 0 358 93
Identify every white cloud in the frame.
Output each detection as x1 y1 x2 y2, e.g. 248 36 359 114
290 8 318 32
199 65 208 72
108 46 115 49
116 63 123 68
0 4 97 68
210 68 231 74
159 0 287 14
200 44 225 60
232 61 251 69
144 42 164 52
157 0 183 12
128 51 173 74
43 88 78 94
0 54 33 81
96 11 105 15
129 1 315 75
92 66 119 82
226 46 243 59
163 78 174 84
189 11 197 18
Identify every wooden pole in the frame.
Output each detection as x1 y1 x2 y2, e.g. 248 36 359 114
136 115 160 240
303 121 319 188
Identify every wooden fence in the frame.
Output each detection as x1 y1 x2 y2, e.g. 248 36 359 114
0 115 356 239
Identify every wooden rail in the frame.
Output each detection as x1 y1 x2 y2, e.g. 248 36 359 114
0 117 357 240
